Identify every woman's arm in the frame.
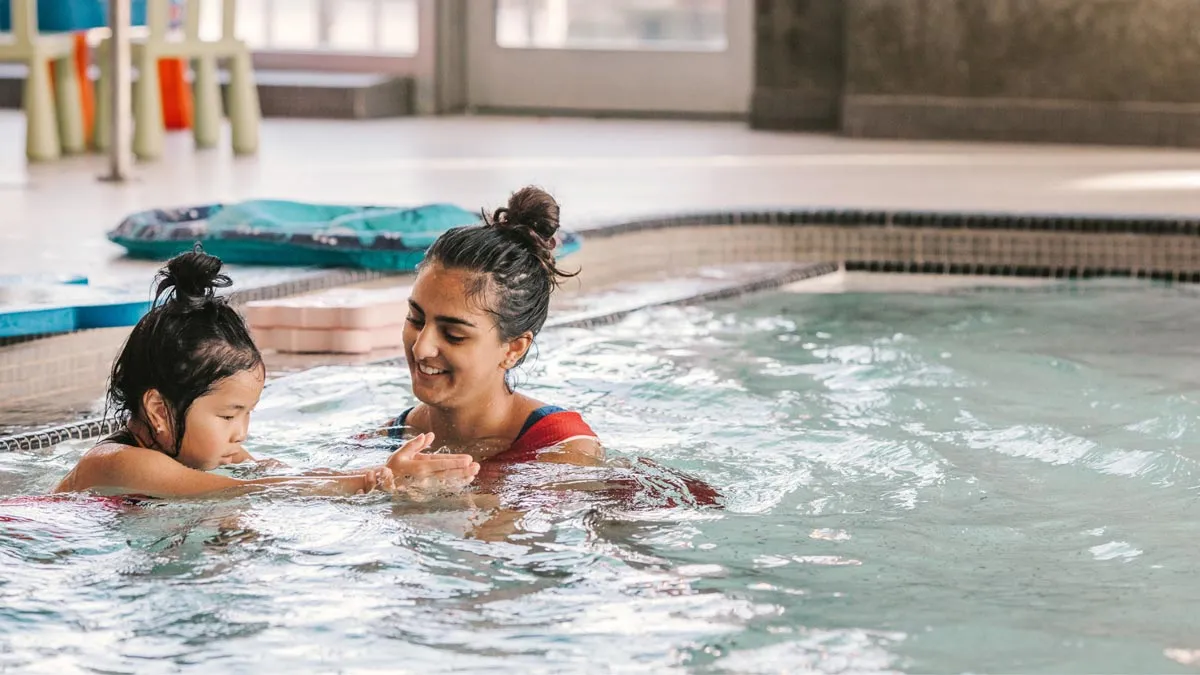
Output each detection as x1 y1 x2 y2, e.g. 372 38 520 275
537 437 605 466
463 438 602 541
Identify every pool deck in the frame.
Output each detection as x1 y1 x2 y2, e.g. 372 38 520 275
4 110 1200 290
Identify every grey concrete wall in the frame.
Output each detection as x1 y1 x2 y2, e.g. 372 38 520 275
434 0 469 114
845 0 1200 102
841 0 1200 146
756 0 1200 147
750 0 845 130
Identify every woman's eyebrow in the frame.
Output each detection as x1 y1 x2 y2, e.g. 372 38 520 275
409 299 476 328
436 315 476 328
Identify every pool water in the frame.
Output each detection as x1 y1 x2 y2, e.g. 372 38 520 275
3 279 1200 673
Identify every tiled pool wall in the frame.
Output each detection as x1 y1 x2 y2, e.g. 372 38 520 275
578 210 1200 282
0 268 398 418
4 208 1200 450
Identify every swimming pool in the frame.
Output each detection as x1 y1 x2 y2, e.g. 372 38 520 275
3 279 1199 673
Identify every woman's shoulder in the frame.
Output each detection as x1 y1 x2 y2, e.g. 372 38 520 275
516 401 575 430
508 399 598 456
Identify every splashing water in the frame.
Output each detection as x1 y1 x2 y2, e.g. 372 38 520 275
3 279 1200 673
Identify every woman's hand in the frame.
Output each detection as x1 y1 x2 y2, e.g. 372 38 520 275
386 433 480 492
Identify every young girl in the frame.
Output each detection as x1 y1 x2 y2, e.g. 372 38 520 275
54 247 479 498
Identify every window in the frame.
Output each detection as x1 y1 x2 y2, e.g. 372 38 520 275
495 0 727 52
210 0 418 54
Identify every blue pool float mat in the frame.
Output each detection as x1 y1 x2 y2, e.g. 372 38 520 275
3 199 582 338
106 199 583 271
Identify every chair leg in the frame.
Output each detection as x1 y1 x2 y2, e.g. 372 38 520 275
93 40 111 152
24 56 61 162
226 51 260 156
53 55 86 155
133 52 165 161
192 56 222 150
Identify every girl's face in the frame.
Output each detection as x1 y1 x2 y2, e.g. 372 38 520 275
403 264 530 410
154 368 265 471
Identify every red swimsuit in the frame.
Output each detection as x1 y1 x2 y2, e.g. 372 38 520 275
386 405 721 507
387 405 596 461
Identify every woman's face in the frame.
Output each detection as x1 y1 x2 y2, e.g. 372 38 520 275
403 264 528 410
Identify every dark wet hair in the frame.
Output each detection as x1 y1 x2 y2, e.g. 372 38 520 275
421 186 577 372
108 245 263 457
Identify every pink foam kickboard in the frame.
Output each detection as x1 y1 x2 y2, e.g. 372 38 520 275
255 324 406 354
244 285 413 331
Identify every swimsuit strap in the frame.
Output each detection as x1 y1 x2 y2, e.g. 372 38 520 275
101 428 139 447
386 407 416 440
498 406 596 462
389 404 591 458
514 405 567 443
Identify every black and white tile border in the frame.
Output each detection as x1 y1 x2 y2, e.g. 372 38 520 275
580 208 1200 237
0 417 122 453
544 261 839 331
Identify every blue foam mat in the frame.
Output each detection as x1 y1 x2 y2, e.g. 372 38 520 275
0 300 153 338
0 276 151 338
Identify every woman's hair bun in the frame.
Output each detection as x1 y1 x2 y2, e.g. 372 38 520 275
154 244 232 310
488 186 561 259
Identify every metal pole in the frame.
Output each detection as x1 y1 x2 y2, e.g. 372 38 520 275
263 0 275 47
102 0 133 182
317 0 332 48
372 0 385 51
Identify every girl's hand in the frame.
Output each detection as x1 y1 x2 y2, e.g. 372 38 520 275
255 457 290 471
226 445 289 471
359 466 396 494
386 433 480 491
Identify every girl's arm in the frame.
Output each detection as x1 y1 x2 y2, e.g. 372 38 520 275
68 445 394 498
226 445 289 470
61 435 476 499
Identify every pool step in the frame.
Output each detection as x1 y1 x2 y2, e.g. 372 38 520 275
252 70 414 119
0 64 414 119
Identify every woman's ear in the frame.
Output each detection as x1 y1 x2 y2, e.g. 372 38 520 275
142 389 172 436
502 332 534 369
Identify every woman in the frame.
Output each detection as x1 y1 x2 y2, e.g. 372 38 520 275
383 186 601 470
379 187 719 540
